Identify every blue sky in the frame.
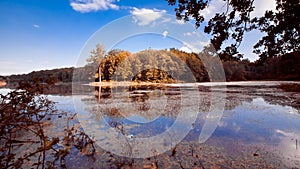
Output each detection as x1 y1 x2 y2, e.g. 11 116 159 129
0 0 275 75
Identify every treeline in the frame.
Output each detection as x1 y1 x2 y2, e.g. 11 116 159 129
96 49 300 82
3 68 74 87
222 51 300 81
96 49 209 83
1 50 299 86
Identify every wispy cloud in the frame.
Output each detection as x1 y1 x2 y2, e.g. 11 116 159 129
32 24 40 28
70 0 119 13
130 7 166 26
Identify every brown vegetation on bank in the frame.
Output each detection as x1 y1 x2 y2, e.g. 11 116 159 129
1 49 299 87
278 83 300 92
95 49 300 82
0 81 95 168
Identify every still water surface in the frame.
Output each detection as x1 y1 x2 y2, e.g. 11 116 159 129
2 81 300 168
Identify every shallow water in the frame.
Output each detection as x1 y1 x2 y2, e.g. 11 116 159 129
1 81 300 168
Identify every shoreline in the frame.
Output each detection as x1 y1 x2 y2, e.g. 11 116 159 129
89 80 300 87
89 81 166 87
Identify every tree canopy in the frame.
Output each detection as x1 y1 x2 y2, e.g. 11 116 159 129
167 0 300 62
95 47 300 82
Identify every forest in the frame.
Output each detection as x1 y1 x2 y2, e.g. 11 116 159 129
1 48 299 86
95 48 300 82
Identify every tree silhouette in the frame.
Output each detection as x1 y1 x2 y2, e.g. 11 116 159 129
167 0 299 61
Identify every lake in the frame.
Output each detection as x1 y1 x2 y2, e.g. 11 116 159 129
1 81 300 168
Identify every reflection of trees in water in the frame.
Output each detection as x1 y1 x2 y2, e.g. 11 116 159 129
92 84 282 120
4 83 94 96
92 85 182 119
129 85 163 113
44 84 72 95
225 94 253 111
196 84 299 115
95 86 112 99
84 84 300 150
262 94 300 111
219 85 299 111
80 85 185 142
76 84 300 168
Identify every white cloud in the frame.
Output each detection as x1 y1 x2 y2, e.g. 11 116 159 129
174 19 185 25
198 41 209 47
200 0 228 20
183 31 198 36
33 24 40 28
161 17 172 23
184 32 192 36
179 46 192 53
199 0 276 20
130 7 166 26
252 0 276 17
162 30 168 38
70 0 119 13
180 41 208 53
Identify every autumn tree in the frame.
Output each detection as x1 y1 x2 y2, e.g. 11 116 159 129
85 44 106 82
86 44 106 65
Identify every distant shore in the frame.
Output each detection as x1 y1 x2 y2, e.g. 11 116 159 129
90 80 300 87
90 81 166 87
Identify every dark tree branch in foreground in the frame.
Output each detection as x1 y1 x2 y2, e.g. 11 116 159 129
167 0 299 62
0 81 95 169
